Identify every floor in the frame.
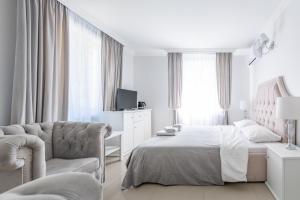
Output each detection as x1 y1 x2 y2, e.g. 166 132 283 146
104 158 275 200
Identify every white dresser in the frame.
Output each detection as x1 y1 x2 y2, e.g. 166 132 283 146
97 109 152 158
266 143 300 200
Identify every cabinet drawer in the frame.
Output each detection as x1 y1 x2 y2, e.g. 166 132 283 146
267 149 283 200
133 113 144 122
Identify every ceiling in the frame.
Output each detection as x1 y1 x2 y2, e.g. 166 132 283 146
59 0 282 53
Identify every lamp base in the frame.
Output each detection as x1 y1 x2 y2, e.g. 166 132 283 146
286 143 297 150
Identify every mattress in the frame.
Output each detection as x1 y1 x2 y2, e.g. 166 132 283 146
247 141 268 153
246 141 280 182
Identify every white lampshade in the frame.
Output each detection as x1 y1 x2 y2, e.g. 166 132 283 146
276 97 300 120
240 101 249 111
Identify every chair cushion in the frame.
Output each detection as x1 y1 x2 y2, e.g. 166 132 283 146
46 158 99 176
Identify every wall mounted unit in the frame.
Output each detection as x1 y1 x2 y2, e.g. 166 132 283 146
249 33 275 66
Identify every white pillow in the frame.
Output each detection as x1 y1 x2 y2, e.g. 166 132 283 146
241 125 281 143
233 119 257 128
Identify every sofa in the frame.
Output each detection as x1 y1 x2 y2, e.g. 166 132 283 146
0 172 102 200
0 122 111 193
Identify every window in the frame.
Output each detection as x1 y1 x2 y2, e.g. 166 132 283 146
179 53 224 125
68 12 102 121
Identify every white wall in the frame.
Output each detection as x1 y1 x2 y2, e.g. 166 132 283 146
122 47 134 90
249 0 300 144
133 56 172 132
228 54 250 124
0 0 17 125
134 54 249 132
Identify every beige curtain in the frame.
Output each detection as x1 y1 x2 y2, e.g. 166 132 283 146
216 53 232 125
101 33 123 111
11 0 69 124
168 53 183 124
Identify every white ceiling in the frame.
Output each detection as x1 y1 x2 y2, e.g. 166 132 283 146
59 0 282 53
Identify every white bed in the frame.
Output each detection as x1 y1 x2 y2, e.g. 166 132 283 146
122 77 290 188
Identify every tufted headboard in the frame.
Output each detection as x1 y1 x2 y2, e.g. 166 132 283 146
252 77 289 143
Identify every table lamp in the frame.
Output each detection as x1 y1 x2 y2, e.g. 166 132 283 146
276 97 300 150
240 101 249 119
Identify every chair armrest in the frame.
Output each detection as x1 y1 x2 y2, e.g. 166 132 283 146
0 135 46 179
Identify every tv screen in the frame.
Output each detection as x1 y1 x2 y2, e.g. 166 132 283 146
116 89 137 111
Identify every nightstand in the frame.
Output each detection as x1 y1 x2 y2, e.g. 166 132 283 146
266 143 300 200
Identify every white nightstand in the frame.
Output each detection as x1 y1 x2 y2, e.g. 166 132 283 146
266 143 300 200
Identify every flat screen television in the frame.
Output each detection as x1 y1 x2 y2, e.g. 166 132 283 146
116 89 137 111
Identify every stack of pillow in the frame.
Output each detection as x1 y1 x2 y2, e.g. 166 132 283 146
156 125 181 136
234 119 282 143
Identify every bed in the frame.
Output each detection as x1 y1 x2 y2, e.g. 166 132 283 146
122 77 290 189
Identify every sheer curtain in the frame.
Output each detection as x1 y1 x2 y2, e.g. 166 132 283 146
179 53 224 125
68 11 102 121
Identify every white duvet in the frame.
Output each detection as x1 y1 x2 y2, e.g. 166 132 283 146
219 126 248 182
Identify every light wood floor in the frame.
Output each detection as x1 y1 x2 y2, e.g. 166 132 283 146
104 159 275 200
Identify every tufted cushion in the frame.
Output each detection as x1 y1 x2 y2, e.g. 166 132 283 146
0 123 54 161
22 123 53 161
252 77 289 142
52 122 109 159
46 158 99 176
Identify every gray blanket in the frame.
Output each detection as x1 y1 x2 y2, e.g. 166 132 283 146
122 126 224 188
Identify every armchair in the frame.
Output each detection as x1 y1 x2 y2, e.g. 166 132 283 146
0 122 111 193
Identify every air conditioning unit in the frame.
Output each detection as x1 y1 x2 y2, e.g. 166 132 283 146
249 33 275 66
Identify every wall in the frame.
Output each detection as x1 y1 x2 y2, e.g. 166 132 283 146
0 0 17 125
122 47 134 90
134 54 249 132
250 0 300 144
133 56 172 133
228 54 250 124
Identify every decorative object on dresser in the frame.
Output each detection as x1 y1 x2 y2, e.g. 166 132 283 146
276 97 300 150
266 143 300 200
240 100 249 119
95 109 152 158
138 101 146 109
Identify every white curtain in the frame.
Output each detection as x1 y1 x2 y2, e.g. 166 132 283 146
168 53 183 124
68 11 103 121
216 52 232 125
11 0 69 124
179 53 224 125
101 33 123 111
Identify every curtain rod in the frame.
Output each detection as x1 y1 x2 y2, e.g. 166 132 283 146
166 48 235 54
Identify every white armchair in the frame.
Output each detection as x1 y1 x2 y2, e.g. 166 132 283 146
0 122 111 193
